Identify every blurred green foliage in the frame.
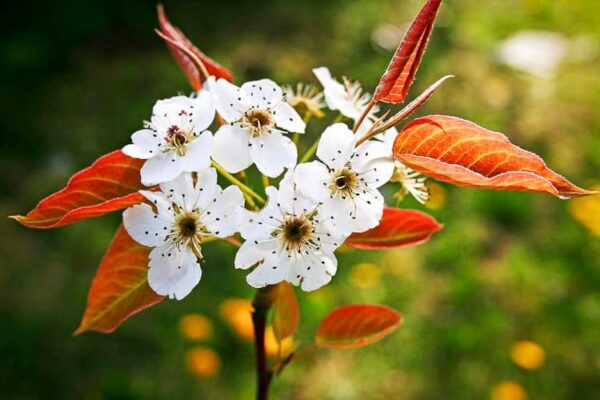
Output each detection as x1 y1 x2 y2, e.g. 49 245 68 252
2 0 600 399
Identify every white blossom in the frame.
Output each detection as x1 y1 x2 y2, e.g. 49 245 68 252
313 67 377 121
282 83 325 118
235 172 347 291
123 92 215 186
295 123 394 235
211 78 305 177
123 169 244 300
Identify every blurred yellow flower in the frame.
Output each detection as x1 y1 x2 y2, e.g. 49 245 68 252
186 347 220 378
492 381 527 400
178 313 213 341
511 340 546 370
569 187 600 236
264 327 294 358
425 182 446 210
349 263 381 289
220 298 255 340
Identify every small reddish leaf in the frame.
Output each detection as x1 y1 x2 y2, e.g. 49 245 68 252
346 207 443 249
394 115 597 199
315 305 402 349
157 5 233 90
75 225 163 334
373 0 442 104
11 151 146 229
271 282 300 342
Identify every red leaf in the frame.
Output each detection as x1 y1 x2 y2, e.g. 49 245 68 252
75 225 163 334
271 282 300 342
373 0 442 104
315 305 402 349
157 5 233 90
346 207 443 249
11 151 146 229
394 115 597 199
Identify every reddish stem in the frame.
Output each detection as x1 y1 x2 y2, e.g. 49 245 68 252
352 98 376 133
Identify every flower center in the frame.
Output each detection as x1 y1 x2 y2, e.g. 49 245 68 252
330 166 359 199
166 125 191 156
281 215 313 252
172 211 205 259
243 109 273 137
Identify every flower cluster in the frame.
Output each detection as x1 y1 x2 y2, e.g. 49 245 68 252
122 70 429 299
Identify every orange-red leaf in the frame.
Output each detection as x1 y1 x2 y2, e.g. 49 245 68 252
315 305 402 349
75 225 163 334
11 150 146 229
157 5 233 90
373 0 442 103
346 207 443 249
271 282 300 342
394 115 597 199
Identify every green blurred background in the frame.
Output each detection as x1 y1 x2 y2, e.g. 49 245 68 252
2 0 600 398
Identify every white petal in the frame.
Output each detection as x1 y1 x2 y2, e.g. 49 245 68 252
182 130 213 173
212 124 252 173
379 127 398 154
140 152 185 186
139 190 173 218
148 245 201 300
249 131 297 178
352 140 395 189
194 167 219 210
295 161 330 202
275 169 320 216
159 173 197 210
316 123 356 170
212 79 247 122
191 90 216 131
123 203 169 247
239 187 282 241
240 79 283 109
313 67 360 120
298 252 337 292
319 196 355 236
234 239 279 270
151 95 196 131
246 252 289 288
352 189 385 233
202 185 245 237
123 129 163 159
272 102 305 133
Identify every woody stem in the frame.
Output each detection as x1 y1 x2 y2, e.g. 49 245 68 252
252 286 275 400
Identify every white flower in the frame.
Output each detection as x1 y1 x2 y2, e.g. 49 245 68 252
123 169 244 300
123 93 216 186
295 123 394 235
313 66 378 121
380 129 429 204
282 83 325 118
211 78 305 177
235 172 347 291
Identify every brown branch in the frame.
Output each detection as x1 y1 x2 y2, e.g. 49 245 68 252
252 286 275 400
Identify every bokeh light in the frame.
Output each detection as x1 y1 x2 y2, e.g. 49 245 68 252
349 263 381 289
569 185 600 236
220 298 254 340
511 340 546 370
491 381 527 400
179 313 213 341
186 347 221 378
